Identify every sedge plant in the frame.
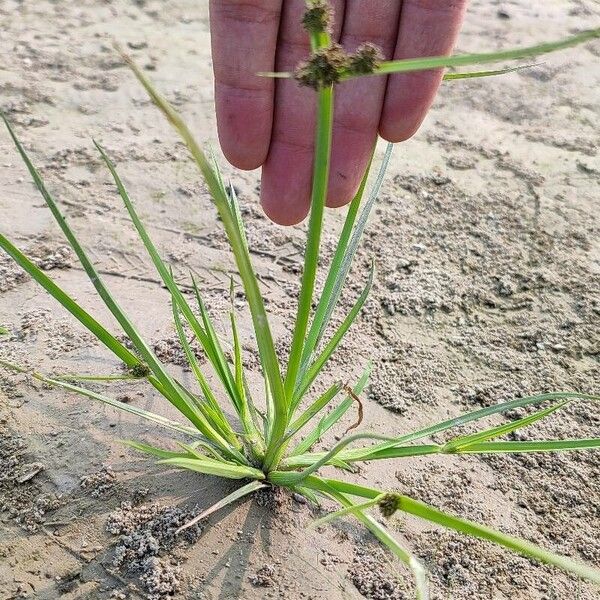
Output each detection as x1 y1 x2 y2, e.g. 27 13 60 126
1 3 600 597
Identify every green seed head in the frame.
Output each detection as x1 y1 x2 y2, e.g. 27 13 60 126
295 44 349 89
302 1 333 35
130 363 151 378
378 492 403 518
348 43 384 76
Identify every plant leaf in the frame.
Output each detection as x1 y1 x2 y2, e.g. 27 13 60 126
399 494 600 585
286 381 343 441
1 115 145 372
311 497 381 528
122 440 194 460
176 480 267 534
296 147 375 385
297 143 392 391
171 301 237 445
0 234 138 368
460 439 600 453
304 476 600 585
291 362 372 457
119 52 288 462
443 64 534 80
158 457 265 480
94 142 238 403
1 119 215 439
320 483 428 600
284 444 441 469
0 360 202 438
443 401 569 452
294 264 374 407
367 29 600 78
356 392 600 459
189 274 241 411
275 432 394 486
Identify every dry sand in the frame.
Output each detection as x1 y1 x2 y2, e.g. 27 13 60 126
1 0 599 598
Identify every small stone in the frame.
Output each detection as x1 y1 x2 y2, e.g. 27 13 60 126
127 40 148 50
17 463 45 484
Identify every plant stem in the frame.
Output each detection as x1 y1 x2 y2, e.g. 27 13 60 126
283 84 335 402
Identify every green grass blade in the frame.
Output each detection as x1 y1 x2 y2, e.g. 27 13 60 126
0 234 140 368
0 326 8 335
363 392 600 457
443 64 534 80
171 301 220 414
367 29 600 78
94 142 235 394
0 360 202 438
171 301 238 445
176 480 267 534
286 381 343 441
120 52 288 460
355 510 429 600
294 264 374 408
2 115 153 371
443 401 569 452
284 444 441 469
313 143 391 347
265 380 345 478
298 143 392 391
189 275 241 411
321 485 429 600
303 476 600 586
95 143 253 457
399 495 600 584
264 30 600 83
177 441 217 461
1 120 215 437
126 439 226 461
209 147 228 195
311 497 380 528
122 440 195 460
53 374 141 382
291 362 372 456
158 457 265 480
229 284 245 400
276 432 394 486
297 475 380 499
296 148 375 384
460 439 600 453
228 183 250 253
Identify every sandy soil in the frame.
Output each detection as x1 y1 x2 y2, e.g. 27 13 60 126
1 1 599 598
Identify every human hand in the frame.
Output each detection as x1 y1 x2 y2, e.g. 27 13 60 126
210 1 467 225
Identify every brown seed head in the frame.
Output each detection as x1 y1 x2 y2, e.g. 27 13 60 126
378 492 403 518
295 44 350 89
302 1 334 35
348 43 384 76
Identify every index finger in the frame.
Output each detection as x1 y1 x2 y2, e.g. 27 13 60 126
209 1 282 170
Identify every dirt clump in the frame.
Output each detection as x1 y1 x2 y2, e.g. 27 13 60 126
106 498 203 599
80 465 117 499
0 422 59 531
349 546 409 600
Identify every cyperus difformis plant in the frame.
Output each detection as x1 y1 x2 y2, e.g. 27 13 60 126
1 2 600 597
